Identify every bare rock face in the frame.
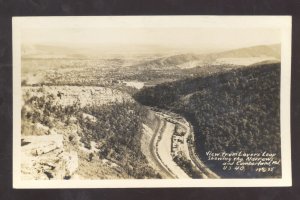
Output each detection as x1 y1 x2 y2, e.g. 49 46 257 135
62 151 78 179
21 134 79 180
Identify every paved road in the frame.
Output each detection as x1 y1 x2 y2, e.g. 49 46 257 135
156 120 190 179
147 119 176 178
150 108 219 179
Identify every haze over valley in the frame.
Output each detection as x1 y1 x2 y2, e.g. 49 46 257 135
19 23 282 180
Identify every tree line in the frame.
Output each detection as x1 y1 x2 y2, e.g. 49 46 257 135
134 63 281 178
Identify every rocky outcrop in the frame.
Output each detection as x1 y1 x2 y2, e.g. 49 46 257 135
62 151 78 179
21 134 79 180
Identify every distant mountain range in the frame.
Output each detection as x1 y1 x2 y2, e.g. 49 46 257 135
22 44 90 59
22 43 280 68
21 44 181 59
129 44 280 70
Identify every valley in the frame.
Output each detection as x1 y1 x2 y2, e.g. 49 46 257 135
134 62 281 178
20 43 281 179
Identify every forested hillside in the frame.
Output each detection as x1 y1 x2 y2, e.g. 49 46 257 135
78 102 161 178
21 88 160 179
134 63 281 178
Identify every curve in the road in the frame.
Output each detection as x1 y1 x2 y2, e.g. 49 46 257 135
149 108 219 179
148 117 176 179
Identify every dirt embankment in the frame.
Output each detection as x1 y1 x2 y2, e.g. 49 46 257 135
140 110 174 178
143 108 220 179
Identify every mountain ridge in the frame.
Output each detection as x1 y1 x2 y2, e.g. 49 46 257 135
133 62 281 178
128 44 281 70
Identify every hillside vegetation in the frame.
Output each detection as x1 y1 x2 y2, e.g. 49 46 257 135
134 63 281 178
21 86 160 179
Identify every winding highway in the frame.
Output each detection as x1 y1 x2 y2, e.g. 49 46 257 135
146 108 219 179
148 119 177 178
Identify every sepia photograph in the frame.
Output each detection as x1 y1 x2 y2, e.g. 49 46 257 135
12 16 292 188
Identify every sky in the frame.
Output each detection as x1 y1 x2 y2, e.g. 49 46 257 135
21 27 281 54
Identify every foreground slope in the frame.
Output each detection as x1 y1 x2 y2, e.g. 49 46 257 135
21 86 160 179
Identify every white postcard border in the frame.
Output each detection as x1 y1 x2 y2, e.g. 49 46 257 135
13 16 292 188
